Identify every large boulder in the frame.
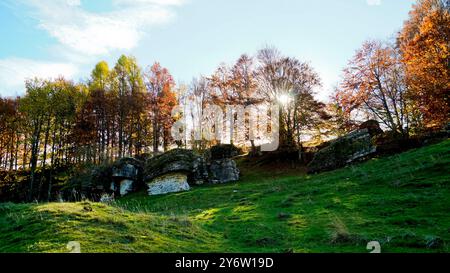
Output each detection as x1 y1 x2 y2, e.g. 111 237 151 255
307 128 376 173
143 149 209 185
147 173 190 195
143 148 240 195
112 163 138 179
206 145 240 184
111 157 142 196
118 179 134 196
209 159 240 184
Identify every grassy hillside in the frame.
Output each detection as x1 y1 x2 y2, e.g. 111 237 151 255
0 140 449 253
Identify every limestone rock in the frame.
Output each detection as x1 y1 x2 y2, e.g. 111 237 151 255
307 128 376 173
111 158 142 196
140 148 241 196
119 179 134 196
100 193 115 204
144 149 208 184
147 173 190 196
209 159 240 184
110 182 117 192
112 163 138 180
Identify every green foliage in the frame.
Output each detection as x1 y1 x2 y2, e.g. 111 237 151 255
0 140 449 253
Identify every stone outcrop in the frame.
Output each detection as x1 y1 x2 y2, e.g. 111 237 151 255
99 193 115 204
147 173 190 195
112 164 136 178
143 148 240 195
206 145 241 184
143 149 207 195
65 148 240 198
111 157 142 196
118 179 134 196
209 159 240 184
307 128 377 174
144 149 209 184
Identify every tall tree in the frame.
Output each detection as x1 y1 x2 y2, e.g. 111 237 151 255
111 55 145 157
20 79 51 200
398 0 450 129
145 63 177 153
0 97 21 171
257 46 322 149
188 77 213 151
334 41 410 135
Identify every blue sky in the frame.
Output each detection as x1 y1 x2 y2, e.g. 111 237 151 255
0 0 415 100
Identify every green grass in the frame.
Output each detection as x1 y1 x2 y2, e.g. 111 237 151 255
1 140 449 253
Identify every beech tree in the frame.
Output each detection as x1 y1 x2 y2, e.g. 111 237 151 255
257 46 322 149
0 97 21 171
145 62 177 153
209 56 262 149
334 41 410 135
398 0 450 129
187 77 213 151
20 79 51 200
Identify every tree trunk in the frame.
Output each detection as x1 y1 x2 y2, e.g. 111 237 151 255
47 124 58 201
29 118 43 202
38 117 51 200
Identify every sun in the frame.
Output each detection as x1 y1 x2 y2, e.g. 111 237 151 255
278 94 293 105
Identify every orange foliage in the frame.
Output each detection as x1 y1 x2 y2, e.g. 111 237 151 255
399 0 450 128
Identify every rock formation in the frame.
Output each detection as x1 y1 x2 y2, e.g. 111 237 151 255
307 128 377 174
209 159 240 184
111 158 141 196
143 148 240 195
147 173 190 195
144 149 209 184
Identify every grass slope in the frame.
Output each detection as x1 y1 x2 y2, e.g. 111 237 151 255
0 140 449 253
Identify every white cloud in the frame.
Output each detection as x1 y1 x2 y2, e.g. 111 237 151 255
0 58 78 97
0 0 186 96
15 0 185 56
366 0 382 6
66 0 81 7
113 0 185 6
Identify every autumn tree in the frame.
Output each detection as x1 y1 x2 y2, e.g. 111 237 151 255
72 86 98 164
186 77 213 151
87 61 114 162
90 61 110 90
0 97 21 171
111 55 145 158
46 80 79 200
398 0 450 129
19 79 51 200
257 46 322 150
334 41 410 136
205 60 258 149
145 63 177 153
